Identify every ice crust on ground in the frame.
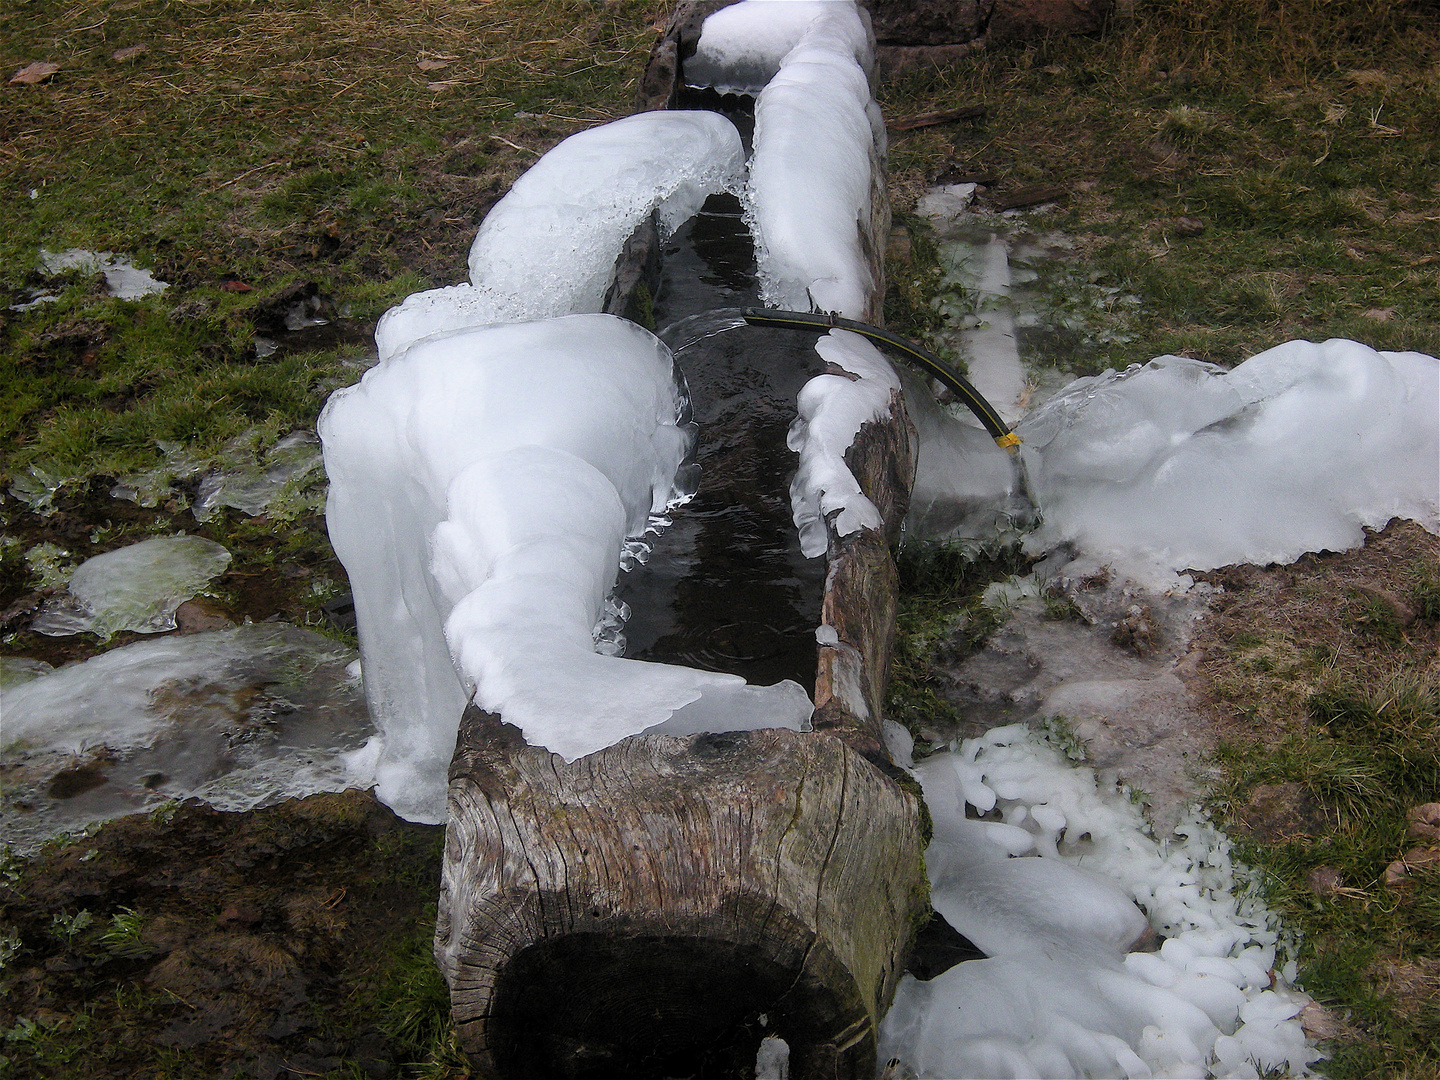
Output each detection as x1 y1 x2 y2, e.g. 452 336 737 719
374 111 744 362
787 329 900 557
746 3 883 318
321 315 812 822
37 247 169 299
880 724 1321 1079
688 0 874 96
1015 340 1440 585
0 624 374 852
30 535 231 640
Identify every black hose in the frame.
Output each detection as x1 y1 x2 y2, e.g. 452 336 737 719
740 307 1020 450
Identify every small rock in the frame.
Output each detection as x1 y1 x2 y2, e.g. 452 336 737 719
1172 216 1206 237
111 45 148 62
1384 845 1440 887
1408 803 1440 843
217 899 263 927
174 597 235 633
1306 865 1344 897
10 61 60 85
1299 1001 1347 1041
1362 307 1394 321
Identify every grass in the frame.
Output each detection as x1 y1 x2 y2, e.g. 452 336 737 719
878 0 1440 378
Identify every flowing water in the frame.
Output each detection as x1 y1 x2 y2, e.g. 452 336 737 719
612 193 827 694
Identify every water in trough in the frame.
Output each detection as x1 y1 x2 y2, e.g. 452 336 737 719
613 192 827 695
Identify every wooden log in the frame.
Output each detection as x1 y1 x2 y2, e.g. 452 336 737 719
437 9 929 1078
438 710 927 1079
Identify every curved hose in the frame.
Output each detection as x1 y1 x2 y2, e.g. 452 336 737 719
740 307 1020 450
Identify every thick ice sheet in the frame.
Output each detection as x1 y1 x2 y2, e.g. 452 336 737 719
747 5 883 318
30 535 231 640
787 329 899 557
1016 340 1440 584
0 624 374 852
375 111 744 361
688 0 874 95
321 314 810 821
880 725 1321 1079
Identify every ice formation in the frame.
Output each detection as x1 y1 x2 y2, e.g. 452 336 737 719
0 624 374 852
879 725 1321 1079
374 111 745 361
321 314 811 822
746 2 884 318
30 535 231 640
192 430 326 522
787 329 900 557
687 0 874 95
37 247 169 300
1016 340 1440 585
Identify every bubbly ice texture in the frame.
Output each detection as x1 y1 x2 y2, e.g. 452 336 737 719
30 535 231 640
787 329 900 557
746 4 885 318
321 314 812 821
1016 340 1440 585
687 0 874 95
0 624 374 852
880 724 1321 1079
374 111 745 362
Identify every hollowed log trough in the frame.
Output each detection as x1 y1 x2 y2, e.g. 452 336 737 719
435 9 927 1078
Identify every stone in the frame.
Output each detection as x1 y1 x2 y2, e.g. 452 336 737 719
1408 802 1440 843
1234 782 1328 844
1299 1001 1348 1041
1306 865 1344 898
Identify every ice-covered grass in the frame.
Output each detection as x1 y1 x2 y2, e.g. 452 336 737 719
37 248 169 300
0 623 373 851
321 314 812 821
374 111 744 361
746 2 884 319
881 724 1321 1080
687 0 874 96
1015 339 1440 587
30 535 231 640
788 329 901 557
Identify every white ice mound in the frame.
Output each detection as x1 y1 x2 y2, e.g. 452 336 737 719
30 535 231 640
788 329 900 557
438 446 813 762
1018 339 1440 583
688 0 874 96
375 111 744 362
747 3 884 318
880 724 1322 1079
321 314 810 822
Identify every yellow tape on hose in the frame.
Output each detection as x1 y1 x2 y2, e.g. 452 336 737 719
994 432 1021 448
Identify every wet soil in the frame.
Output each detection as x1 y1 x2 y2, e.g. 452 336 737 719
0 791 443 1080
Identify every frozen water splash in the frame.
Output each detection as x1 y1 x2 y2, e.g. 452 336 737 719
31 535 231 640
1016 340 1440 586
0 623 374 852
109 429 327 522
323 314 811 821
788 329 900 556
37 248 169 300
688 0 874 96
8 462 70 516
375 111 745 362
192 430 326 523
747 3 884 319
880 724 1322 1080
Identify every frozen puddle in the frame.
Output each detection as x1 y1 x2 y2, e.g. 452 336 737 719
31 535 232 640
37 247 170 300
881 723 1321 1079
0 624 376 853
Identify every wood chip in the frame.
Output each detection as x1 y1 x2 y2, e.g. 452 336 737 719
990 183 1069 211
111 45 148 62
888 105 986 132
10 61 59 86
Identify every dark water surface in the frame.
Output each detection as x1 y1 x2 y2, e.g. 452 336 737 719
612 194 826 693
